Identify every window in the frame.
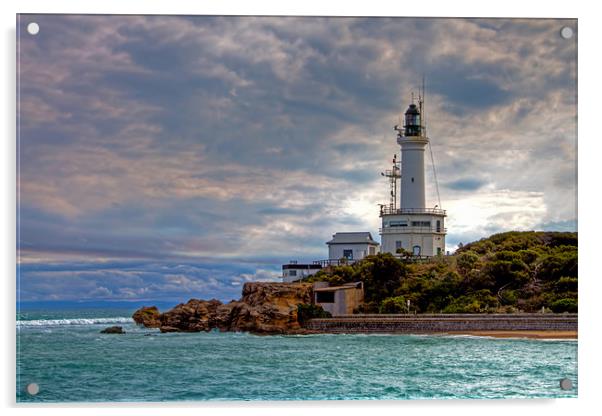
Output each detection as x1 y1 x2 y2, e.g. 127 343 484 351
316 291 335 303
436 220 441 232
343 249 353 259
413 245 421 256
411 221 431 227
390 220 408 227
411 177 414 183
369 246 376 255
437 247 442 256
395 241 402 250
289 270 297 277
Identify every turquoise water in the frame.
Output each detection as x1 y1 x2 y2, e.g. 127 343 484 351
17 309 578 402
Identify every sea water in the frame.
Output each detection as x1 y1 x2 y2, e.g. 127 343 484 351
16 308 578 402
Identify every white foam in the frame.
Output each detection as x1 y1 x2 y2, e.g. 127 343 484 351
16 317 133 327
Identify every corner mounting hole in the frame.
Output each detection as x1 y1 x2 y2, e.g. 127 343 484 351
26 383 40 395
559 378 573 390
560 26 573 39
27 22 40 35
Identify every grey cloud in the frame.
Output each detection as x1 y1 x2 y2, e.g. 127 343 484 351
444 178 488 191
18 260 282 302
17 15 577 301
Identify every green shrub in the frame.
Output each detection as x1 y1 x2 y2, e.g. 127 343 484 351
499 289 518 306
352 253 409 303
379 296 407 314
492 251 523 262
517 249 539 265
297 303 331 325
550 298 578 313
537 250 578 281
457 251 479 275
354 301 379 314
554 277 578 293
482 258 530 288
442 290 498 313
547 233 578 248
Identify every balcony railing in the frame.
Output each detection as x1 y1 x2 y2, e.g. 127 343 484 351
314 259 358 267
380 226 447 234
379 206 446 216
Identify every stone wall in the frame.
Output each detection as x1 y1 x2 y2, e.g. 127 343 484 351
305 314 577 333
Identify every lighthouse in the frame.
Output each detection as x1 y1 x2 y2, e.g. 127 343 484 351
379 94 447 257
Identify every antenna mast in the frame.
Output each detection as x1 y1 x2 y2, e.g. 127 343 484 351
420 74 426 137
382 154 401 212
428 141 442 209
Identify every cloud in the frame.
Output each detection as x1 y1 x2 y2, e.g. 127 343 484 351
444 178 488 191
17 15 577 301
427 58 512 115
17 260 283 302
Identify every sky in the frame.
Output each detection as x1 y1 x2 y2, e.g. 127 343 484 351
17 15 577 304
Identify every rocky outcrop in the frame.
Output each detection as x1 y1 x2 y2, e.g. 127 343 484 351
228 282 313 333
100 326 125 334
132 282 313 334
159 299 224 332
132 306 161 328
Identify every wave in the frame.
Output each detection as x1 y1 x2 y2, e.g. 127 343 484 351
17 317 133 327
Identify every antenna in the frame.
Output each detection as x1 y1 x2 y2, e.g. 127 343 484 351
421 74 426 137
428 141 442 209
381 154 402 212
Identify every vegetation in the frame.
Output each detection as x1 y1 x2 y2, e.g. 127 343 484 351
303 231 577 314
379 296 408 313
297 303 332 324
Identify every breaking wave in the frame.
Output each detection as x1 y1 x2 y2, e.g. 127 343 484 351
17 317 133 327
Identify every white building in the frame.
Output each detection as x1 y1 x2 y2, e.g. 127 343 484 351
326 232 380 262
313 281 364 315
282 262 322 283
281 94 448 282
380 99 447 257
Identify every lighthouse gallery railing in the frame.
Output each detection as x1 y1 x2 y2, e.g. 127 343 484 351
379 207 446 216
379 226 447 234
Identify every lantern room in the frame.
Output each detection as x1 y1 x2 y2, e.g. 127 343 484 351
404 103 421 137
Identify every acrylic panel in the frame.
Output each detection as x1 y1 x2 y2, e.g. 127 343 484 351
16 15 578 402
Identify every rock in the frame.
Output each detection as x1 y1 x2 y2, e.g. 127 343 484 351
158 326 180 333
100 326 125 334
132 306 162 328
232 282 313 334
160 299 223 332
134 282 314 335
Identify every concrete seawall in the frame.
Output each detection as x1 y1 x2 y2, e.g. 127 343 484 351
305 314 578 333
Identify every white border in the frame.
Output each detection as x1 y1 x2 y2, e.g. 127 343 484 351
3 1 600 415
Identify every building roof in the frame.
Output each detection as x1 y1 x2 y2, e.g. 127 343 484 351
326 232 379 245
282 263 322 270
313 282 363 292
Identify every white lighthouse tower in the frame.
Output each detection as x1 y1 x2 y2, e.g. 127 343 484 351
379 94 446 257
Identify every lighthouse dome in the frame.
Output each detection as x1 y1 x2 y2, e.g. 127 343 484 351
404 104 421 136
405 103 419 114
